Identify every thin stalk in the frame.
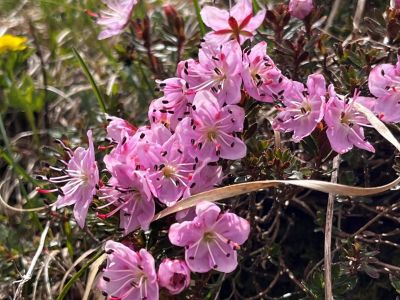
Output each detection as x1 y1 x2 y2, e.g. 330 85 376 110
72 48 108 113
252 0 260 12
324 155 340 300
193 0 206 37
56 250 105 300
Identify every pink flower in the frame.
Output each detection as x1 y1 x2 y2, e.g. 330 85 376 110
396 0 400 8
96 168 155 235
324 86 375 154
189 162 223 195
106 116 137 143
149 78 195 130
134 134 197 206
158 258 191 295
176 162 223 222
104 123 172 174
272 73 326 142
98 241 159 300
200 0 265 45
179 40 243 105
242 41 290 102
368 57 400 123
96 0 137 40
289 0 314 20
176 91 246 162
52 130 99 228
169 201 250 273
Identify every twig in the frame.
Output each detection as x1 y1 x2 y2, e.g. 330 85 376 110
353 203 400 237
324 155 340 300
280 258 317 299
13 219 51 300
247 269 281 300
43 250 60 300
324 0 342 31
343 0 366 45
32 262 45 300
352 0 366 32
373 260 400 273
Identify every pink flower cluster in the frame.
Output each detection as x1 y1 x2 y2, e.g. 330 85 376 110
37 1 400 299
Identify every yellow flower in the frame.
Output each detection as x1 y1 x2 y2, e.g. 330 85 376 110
0 34 28 53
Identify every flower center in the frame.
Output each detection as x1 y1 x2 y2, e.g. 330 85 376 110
340 112 350 124
300 102 312 115
171 273 186 287
207 130 218 141
203 231 215 242
162 165 176 178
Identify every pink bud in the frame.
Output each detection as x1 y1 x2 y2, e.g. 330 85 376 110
289 0 314 20
158 258 190 295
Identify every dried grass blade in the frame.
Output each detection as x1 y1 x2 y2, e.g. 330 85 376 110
154 104 400 221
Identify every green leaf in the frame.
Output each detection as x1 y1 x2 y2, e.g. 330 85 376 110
390 274 400 294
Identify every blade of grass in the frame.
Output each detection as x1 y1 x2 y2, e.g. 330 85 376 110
252 0 260 11
72 48 108 113
82 253 107 300
56 250 105 300
193 0 206 37
0 150 36 184
0 113 12 153
0 114 37 185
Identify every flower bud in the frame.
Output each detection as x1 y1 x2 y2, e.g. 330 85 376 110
158 258 190 295
288 0 314 20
